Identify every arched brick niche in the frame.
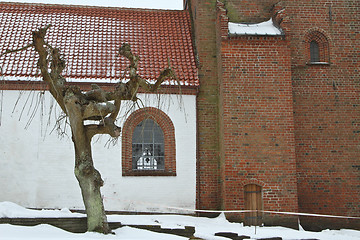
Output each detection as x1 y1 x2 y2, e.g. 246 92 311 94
122 107 176 176
304 29 330 64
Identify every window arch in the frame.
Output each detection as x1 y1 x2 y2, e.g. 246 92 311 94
122 107 176 176
305 29 330 64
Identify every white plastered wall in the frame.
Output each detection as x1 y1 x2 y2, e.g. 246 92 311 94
0 90 196 213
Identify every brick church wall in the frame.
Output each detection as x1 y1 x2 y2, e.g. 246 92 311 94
281 0 360 228
218 34 298 225
189 0 359 228
220 0 279 22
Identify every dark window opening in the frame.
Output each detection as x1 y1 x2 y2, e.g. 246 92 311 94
310 40 320 62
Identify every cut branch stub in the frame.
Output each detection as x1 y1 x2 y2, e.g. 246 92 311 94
84 84 108 102
85 117 121 139
119 44 139 66
119 43 139 79
82 101 116 120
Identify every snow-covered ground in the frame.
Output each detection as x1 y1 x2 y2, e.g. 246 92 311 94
1 202 359 240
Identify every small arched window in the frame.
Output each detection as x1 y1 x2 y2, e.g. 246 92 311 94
305 30 330 64
122 107 176 176
310 40 320 63
132 119 164 170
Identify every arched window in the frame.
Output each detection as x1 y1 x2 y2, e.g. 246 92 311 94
122 107 176 176
310 40 320 63
305 30 330 64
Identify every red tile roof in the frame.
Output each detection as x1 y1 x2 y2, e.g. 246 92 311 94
0 2 198 86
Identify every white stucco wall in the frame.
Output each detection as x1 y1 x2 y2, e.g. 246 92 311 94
0 90 196 213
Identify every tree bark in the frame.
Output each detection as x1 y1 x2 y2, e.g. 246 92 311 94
74 142 110 233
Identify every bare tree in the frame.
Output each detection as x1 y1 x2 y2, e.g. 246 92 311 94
1 25 177 233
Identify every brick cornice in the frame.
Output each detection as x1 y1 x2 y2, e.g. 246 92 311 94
0 81 198 95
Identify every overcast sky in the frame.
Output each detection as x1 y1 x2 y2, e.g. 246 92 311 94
2 0 184 10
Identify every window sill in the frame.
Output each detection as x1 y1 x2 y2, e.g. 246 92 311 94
307 62 330 65
122 170 176 177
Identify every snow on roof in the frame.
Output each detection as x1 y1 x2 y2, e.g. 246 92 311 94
0 2 199 87
228 19 283 36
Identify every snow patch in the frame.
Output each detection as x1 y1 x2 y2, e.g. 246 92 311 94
0 202 85 218
228 19 283 36
1 202 360 240
1 75 184 85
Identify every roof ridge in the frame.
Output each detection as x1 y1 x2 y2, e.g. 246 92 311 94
0 1 185 12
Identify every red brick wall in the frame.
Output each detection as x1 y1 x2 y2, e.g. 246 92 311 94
190 0 359 226
188 0 221 212
219 35 298 215
224 0 278 22
282 0 360 219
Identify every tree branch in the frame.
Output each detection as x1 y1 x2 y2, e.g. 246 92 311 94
32 25 67 113
85 117 121 139
109 99 121 120
118 43 178 95
84 84 108 102
0 43 34 58
82 101 116 120
63 89 88 148
83 83 131 121
137 68 176 92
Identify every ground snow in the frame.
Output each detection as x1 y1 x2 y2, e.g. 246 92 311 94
0 224 187 240
0 202 359 240
0 201 85 218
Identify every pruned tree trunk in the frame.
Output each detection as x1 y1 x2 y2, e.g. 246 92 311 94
74 147 110 233
74 142 110 233
1 25 177 234
64 91 111 233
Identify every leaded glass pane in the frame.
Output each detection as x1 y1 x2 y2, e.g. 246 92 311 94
143 130 153 143
154 129 164 142
156 157 165 169
132 129 142 143
154 144 164 156
132 119 165 170
132 144 142 158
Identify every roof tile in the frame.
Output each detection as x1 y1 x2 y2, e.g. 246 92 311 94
0 2 198 86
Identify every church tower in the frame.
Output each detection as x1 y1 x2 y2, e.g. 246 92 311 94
188 0 360 229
